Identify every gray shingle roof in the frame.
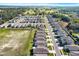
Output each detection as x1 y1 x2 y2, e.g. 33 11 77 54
70 51 79 56
64 45 79 51
34 37 46 41
35 42 47 47
33 54 47 56
33 47 48 54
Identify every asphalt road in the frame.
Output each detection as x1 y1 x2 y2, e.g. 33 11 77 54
45 16 61 56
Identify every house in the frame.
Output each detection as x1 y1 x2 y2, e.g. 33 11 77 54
33 47 48 54
66 36 74 45
64 45 79 56
34 37 46 41
36 33 46 38
64 45 79 51
33 54 47 56
33 24 48 56
34 42 47 47
37 30 45 33
69 51 79 56
34 39 46 44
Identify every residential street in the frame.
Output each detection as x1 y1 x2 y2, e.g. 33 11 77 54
45 16 61 56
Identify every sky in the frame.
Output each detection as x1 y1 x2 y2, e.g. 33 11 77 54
0 3 79 6
0 0 79 3
0 0 79 6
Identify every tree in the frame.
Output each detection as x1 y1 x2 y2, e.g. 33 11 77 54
61 16 70 22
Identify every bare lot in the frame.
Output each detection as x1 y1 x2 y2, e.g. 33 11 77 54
0 29 36 56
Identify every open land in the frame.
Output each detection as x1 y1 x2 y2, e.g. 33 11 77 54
0 28 36 56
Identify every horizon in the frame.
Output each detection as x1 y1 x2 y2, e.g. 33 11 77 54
0 3 79 7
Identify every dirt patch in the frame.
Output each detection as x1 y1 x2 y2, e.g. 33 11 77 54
0 29 30 55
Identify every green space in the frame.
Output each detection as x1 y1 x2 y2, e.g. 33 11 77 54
73 19 79 23
0 28 36 56
48 53 54 56
47 41 51 43
72 33 79 36
47 46 52 50
62 49 70 55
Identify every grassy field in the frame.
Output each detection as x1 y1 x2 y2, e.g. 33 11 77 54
0 28 36 56
73 19 79 23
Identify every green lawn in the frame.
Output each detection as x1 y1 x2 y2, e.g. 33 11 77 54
62 49 69 55
72 33 79 36
47 46 52 50
72 33 79 41
48 53 54 56
73 19 79 23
